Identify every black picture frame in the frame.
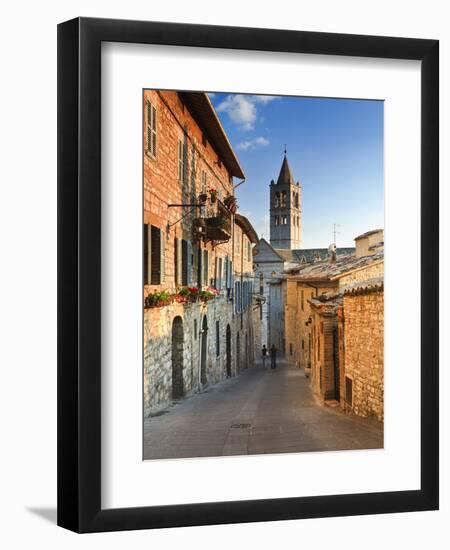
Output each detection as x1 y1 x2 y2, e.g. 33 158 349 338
57 17 439 533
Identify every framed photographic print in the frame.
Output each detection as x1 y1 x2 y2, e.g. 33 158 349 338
57 17 439 533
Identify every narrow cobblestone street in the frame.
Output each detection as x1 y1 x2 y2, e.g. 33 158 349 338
143 361 383 460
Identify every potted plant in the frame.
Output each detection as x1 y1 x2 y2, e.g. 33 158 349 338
209 188 217 203
208 216 228 228
144 290 173 308
223 194 237 214
187 286 200 303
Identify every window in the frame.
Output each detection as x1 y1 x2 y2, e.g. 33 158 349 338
197 245 202 287
282 215 288 225
146 101 157 156
235 231 241 255
225 257 233 297
301 289 304 311
175 239 192 285
143 224 165 285
274 191 280 208
194 319 197 340
181 240 191 285
201 170 207 194
178 138 187 183
214 256 223 290
345 376 353 407
301 339 305 350
280 191 287 207
202 249 209 287
290 343 293 356
202 133 207 147
235 281 241 313
216 321 220 356
190 145 197 186
175 238 182 285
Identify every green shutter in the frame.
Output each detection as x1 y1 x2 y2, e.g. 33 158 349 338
143 224 151 285
160 229 165 283
187 241 192 285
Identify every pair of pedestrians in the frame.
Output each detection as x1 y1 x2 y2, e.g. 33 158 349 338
261 344 277 369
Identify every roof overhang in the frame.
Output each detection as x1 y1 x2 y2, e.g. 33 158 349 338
179 92 245 179
234 213 259 244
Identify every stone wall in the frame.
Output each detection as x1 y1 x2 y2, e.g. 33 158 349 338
342 289 384 421
144 290 255 416
338 261 383 288
284 281 336 370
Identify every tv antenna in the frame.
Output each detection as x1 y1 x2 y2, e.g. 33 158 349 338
333 223 341 246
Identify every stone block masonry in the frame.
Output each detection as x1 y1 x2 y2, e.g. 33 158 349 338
343 288 384 421
144 295 254 416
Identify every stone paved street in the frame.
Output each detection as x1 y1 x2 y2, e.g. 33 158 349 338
143 361 383 460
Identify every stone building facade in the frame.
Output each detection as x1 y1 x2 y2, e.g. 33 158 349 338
341 284 384 420
354 229 384 258
143 90 257 416
306 264 384 421
281 231 384 421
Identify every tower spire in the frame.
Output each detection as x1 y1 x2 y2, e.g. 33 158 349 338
276 153 295 185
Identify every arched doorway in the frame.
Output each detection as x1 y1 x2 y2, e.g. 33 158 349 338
200 315 208 386
171 316 184 399
226 324 232 377
236 332 240 373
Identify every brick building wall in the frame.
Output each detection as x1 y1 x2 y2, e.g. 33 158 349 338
342 288 384 421
143 90 256 415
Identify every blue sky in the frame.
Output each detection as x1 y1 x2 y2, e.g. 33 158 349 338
209 93 384 249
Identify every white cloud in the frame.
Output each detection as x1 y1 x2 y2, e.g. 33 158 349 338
216 94 277 130
216 95 256 130
253 95 277 104
236 136 270 151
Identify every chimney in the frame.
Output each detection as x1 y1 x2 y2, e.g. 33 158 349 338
328 243 337 263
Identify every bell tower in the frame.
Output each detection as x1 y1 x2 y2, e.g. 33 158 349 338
269 151 301 249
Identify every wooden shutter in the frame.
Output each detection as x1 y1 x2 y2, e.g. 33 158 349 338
187 241 192 285
219 257 223 290
143 224 151 285
160 229 165 283
175 238 182 286
178 140 183 181
203 250 209 287
147 102 157 156
150 226 161 285
183 137 188 184
197 245 203 287
182 240 188 285
214 257 219 289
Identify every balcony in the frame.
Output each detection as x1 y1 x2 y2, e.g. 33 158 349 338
204 200 232 243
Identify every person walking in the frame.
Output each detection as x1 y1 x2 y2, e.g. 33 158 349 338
270 344 277 370
261 345 268 368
